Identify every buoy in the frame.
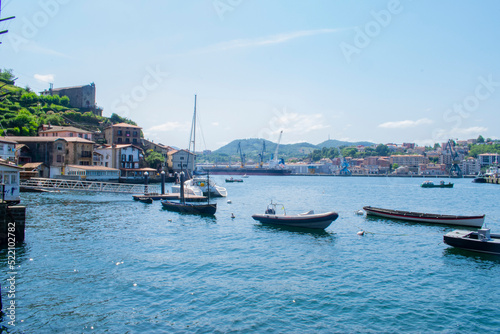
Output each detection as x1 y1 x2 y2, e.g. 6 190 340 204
227 200 232 204
355 210 364 215
357 230 365 236
231 213 235 219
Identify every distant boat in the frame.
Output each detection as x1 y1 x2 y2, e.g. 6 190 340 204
444 229 500 255
242 174 249 178
138 197 153 204
363 206 484 228
421 180 454 188
225 177 243 183
252 201 338 230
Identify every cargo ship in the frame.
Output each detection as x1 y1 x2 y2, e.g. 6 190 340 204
196 164 291 176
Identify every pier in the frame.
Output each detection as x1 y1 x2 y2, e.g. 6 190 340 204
20 178 160 194
0 202 25 246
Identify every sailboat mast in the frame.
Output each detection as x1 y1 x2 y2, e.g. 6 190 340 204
189 94 197 162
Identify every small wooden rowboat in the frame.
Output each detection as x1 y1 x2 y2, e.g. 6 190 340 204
444 229 500 255
363 206 485 228
252 201 338 229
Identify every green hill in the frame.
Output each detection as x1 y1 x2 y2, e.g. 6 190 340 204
317 139 375 148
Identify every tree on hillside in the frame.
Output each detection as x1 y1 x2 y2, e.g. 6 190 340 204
342 147 358 158
477 135 485 143
145 149 164 169
375 144 389 156
0 69 15 82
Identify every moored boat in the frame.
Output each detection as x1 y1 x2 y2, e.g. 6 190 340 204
444 229 500 255
363 206 485 228
252 201 338 229
161 200 216 215
421 180 454 188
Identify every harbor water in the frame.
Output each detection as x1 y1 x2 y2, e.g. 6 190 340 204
1 176 500 333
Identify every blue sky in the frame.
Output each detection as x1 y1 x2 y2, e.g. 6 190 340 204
1 0 499 150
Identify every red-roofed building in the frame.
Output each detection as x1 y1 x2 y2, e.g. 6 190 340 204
103 123 142 145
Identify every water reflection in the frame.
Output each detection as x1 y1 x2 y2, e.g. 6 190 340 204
443 247 500 265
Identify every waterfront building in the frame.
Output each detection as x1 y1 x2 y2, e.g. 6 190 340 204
418 163 447 175
478 153 500 167
5 136 95 177
460 157 481 175
64 165 120 181
103 123 142 145
16 144 32 165
94 144 144 179
0 137 17 162
0 159 22 202
167 149 195 174
38 124 94 141
20 162 47 179
390 154 428 167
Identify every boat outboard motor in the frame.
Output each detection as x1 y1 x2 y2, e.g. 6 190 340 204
478 229 491 241
265 208 276 215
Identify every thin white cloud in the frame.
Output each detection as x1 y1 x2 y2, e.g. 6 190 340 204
197 28 344 54
16 41 71 58
146 121 189 133
34 74 55 83
433 126 488 139
378 118 434 129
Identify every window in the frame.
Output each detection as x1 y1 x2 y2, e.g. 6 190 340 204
117 138 122 143
84 134 88 139
57 144 63 151
133 131 138 137
78 134 82 138
133 138 137 144
125 138 130 143
70 133 74 137
128 155 133 162
121 154 126 161
117 130 122 136
126 131 130 137
180 157 184 160
57 155 62 162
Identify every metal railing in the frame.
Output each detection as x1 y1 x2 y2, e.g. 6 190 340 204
20 178 159 194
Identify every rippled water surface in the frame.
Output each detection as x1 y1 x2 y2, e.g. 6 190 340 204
1 176 500 333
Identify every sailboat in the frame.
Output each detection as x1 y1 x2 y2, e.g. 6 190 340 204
162 95 217 215
161 171 216 215
170 94 227 197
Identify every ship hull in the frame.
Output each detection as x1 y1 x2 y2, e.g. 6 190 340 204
201 167 291 176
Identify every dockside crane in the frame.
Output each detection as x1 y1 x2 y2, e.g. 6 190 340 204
237 142 246 168
338 147 352 176
445 139 462 177
258 141 266 168
269 130 283 168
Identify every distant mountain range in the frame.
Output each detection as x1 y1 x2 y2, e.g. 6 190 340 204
204 138 376 162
